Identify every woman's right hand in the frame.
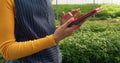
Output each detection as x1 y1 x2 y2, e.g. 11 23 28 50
53 17 82 42
61 8 81 25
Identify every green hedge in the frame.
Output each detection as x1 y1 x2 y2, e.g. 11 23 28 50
97 4 120 20
53 4 120 20
59 21 120 63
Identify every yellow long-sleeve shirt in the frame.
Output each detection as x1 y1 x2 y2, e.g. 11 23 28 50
0 0 56 60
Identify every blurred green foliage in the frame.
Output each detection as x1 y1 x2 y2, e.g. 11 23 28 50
59 21 120 63
53 4 120 20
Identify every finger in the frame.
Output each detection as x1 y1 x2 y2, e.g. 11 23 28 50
75 9 80 15
77 8 80 11
61 11 65 19
68 12 73 17
63 12 73 19
61 12 73 24
73 18 88 29
71 10 80 18
61 11 66 24
62 11 65 16
72 8 79 13
69 22 82 30
64 16 73 22
64 12 73 21
71 10 77 15
62 17 74 28
65 12 73 20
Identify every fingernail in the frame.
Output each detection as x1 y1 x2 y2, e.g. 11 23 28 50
62 11 65 13
68 12 73 16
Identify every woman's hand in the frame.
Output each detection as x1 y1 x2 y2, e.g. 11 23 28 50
53 8 81 42
61 8 81 25
53 17 82 42
71 8 81 18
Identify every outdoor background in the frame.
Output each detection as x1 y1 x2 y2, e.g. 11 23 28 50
0 0 120 63
52 0 120 5
52 0 120 63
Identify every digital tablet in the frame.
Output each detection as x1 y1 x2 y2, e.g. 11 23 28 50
68 7 103 27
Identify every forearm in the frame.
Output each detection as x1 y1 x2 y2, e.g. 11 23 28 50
0 35 56 60
0 0 56 60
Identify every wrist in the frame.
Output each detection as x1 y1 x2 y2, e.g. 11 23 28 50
53 34 60 43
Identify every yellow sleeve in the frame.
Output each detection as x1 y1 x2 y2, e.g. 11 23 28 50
0 0 56 60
